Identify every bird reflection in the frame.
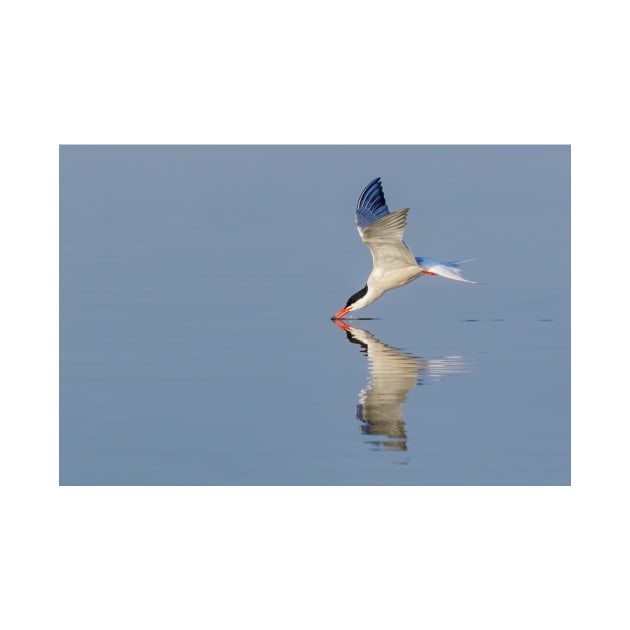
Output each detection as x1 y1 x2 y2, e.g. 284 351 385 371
333 320 468 452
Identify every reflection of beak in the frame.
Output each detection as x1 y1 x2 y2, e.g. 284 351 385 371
331 306 351 320
331 317 351 331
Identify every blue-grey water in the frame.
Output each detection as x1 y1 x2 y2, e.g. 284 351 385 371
60 145 570 485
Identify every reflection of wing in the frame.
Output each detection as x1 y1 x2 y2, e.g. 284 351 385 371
342 325 469 452
346 327 420 450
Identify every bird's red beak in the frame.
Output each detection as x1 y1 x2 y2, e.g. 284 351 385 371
331 306 351 320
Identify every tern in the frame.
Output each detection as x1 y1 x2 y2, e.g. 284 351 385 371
332 178 475 320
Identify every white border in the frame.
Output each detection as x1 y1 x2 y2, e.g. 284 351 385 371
3 1 627 628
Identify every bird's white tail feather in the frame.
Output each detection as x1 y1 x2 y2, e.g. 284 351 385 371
415 257 476 283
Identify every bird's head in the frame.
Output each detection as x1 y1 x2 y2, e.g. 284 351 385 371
331 284 369 320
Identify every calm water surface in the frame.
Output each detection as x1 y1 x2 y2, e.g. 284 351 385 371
60 145 570 485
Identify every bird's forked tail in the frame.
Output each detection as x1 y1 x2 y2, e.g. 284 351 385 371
415 257 476 283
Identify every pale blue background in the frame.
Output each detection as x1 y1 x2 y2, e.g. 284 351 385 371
60 145 570 485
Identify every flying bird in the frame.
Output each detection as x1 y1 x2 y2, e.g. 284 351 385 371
332 178 475 320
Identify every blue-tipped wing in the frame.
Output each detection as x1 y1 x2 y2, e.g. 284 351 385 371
355 177 390 230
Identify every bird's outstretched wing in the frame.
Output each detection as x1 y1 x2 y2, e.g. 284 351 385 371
355 177 390 232
362 208 417 270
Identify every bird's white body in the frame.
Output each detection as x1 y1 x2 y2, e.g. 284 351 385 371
333 179 475 319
